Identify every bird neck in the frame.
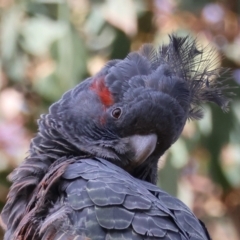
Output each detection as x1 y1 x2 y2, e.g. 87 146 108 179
29 114 84 159
28 115 162 185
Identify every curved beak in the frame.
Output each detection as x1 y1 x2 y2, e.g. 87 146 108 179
128 134 157 165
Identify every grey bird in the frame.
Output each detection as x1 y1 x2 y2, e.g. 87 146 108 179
0 35 230 239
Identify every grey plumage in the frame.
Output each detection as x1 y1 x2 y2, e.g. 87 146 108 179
1 35 231 239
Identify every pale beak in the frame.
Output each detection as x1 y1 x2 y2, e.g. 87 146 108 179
128 134 157 165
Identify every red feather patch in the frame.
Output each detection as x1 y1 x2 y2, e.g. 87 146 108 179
90 77 113 107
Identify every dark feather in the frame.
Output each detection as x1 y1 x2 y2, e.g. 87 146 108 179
1 34 230 240
138 35 231 120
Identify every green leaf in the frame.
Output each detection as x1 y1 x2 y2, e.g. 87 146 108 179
20 16 68 56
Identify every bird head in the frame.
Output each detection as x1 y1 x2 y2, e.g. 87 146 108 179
32 35 230 183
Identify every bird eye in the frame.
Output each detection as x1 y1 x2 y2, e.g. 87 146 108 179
111 108 122 119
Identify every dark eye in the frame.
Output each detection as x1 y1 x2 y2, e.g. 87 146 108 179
111 108 122 119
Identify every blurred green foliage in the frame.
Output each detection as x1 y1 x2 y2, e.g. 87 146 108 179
0 0 240 239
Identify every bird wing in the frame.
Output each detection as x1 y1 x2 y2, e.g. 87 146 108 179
15 158 210 240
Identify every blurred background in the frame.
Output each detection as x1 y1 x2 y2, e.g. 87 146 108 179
0 0 240 239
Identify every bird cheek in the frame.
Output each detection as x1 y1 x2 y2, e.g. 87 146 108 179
100 115 107 125
98 105 110 126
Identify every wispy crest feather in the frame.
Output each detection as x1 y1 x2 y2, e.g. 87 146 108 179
139 35 231 120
